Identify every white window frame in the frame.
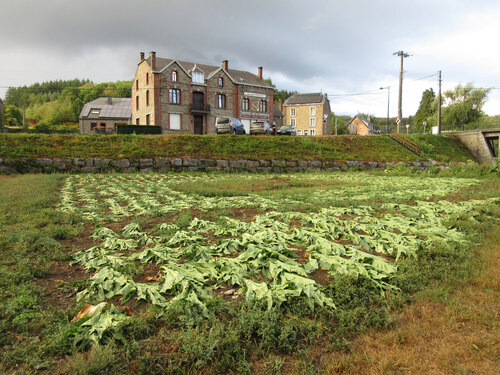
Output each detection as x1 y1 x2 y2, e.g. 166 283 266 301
296 129 302 136
310 107 316 116
310 118 316 127
304 130 309 136
290 118 296 126
310 129 315 136
169 113 181 130
192 71 204 84
290 108 296 117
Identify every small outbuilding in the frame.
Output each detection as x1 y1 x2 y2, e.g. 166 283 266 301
79 97 132 134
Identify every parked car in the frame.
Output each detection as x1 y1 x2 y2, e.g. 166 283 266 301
215 117 246 134
277 125 296 135
250 121 273 135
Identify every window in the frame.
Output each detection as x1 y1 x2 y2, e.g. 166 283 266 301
310 118 316 127
192 71 204 84
146 114 150 125
136 80 138 90
304 130 309 136
91 122 97 130
146 90 150 106
146 73 149 85
169 89 181 104
310 107 316 116
217 94 226 108
242 98 249 111
291 108 296 117
310 129 315 136
90 108 100 115
169 113 181 130
218 77 224 88
291 118 296 126
260 100 267 113
172 70 177 82
296 129 302 136
136 118 140 125
136 95 139 110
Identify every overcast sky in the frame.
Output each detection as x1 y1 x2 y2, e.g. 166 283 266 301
1 0 499 118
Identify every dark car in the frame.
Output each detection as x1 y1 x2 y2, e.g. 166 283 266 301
277 125 296 135
250 121 273 135
215 117 246 135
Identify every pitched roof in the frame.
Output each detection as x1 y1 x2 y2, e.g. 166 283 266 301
273 105 284 118
79 97 132 119
283 93 326 106
146 56 273 88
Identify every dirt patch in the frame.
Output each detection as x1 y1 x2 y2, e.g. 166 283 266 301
311 268 332 286
37 261 88 310
133 263 162 284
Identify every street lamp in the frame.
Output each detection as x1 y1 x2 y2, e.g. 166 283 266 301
380 86 390 133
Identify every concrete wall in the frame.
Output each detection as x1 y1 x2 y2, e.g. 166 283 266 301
452 132 496 165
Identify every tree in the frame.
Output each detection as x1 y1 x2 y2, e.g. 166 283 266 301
441 83 490 130
264 78 296 103
413 88 435 132
5 105 22 126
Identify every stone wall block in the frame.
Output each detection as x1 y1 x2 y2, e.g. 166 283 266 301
183 158 199 167
308 160 322 168
94 158 110 168
271 159 286 167
217 160 229 168
36 158 53 166
259 160 271 167
140 158 153 168
85 158 94 167
74 158 85 167
111 159 130 168
298 160 308 169
171 158 183 167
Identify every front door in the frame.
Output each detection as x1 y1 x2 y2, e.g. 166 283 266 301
194 115 203 135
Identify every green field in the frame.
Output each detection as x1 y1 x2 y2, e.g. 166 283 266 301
1 171 499 374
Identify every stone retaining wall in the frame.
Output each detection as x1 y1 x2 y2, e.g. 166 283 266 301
0 157 447 174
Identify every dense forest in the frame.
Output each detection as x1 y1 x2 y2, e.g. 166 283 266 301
3 79 132 127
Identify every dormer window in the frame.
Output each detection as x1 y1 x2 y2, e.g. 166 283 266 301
218 77 224 88
192 72 204 84
172 70 178 82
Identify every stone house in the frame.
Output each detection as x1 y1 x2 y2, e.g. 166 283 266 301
346 115 378 135
79 97 132 134
131 51 274 134
282 93 331 136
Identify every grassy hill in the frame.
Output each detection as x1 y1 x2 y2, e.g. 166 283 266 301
0 134 474 163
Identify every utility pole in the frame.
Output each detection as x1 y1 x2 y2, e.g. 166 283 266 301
437 70 442 134
393 51 410 133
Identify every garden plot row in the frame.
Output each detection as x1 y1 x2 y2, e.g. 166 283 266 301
58 173 495 346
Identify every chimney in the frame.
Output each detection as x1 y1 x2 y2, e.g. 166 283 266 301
258 66 263 79
107 96 112 105
140 52 145 62
222 60 228 71
150 51 156 71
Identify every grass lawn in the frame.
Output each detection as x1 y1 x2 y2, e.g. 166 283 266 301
0 133 474 163
0 170 498 374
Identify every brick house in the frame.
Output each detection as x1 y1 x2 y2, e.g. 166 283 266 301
79 97 132 134
131 51 274 134
346 115 378 135
282 93 331 136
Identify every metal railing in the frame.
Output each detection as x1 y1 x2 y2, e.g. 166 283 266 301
390 129 419 154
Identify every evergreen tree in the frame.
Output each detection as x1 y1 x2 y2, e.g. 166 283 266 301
413 88 435 132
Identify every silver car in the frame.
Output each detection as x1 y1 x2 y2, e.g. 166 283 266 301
250 121 273 135
215 117 246 134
